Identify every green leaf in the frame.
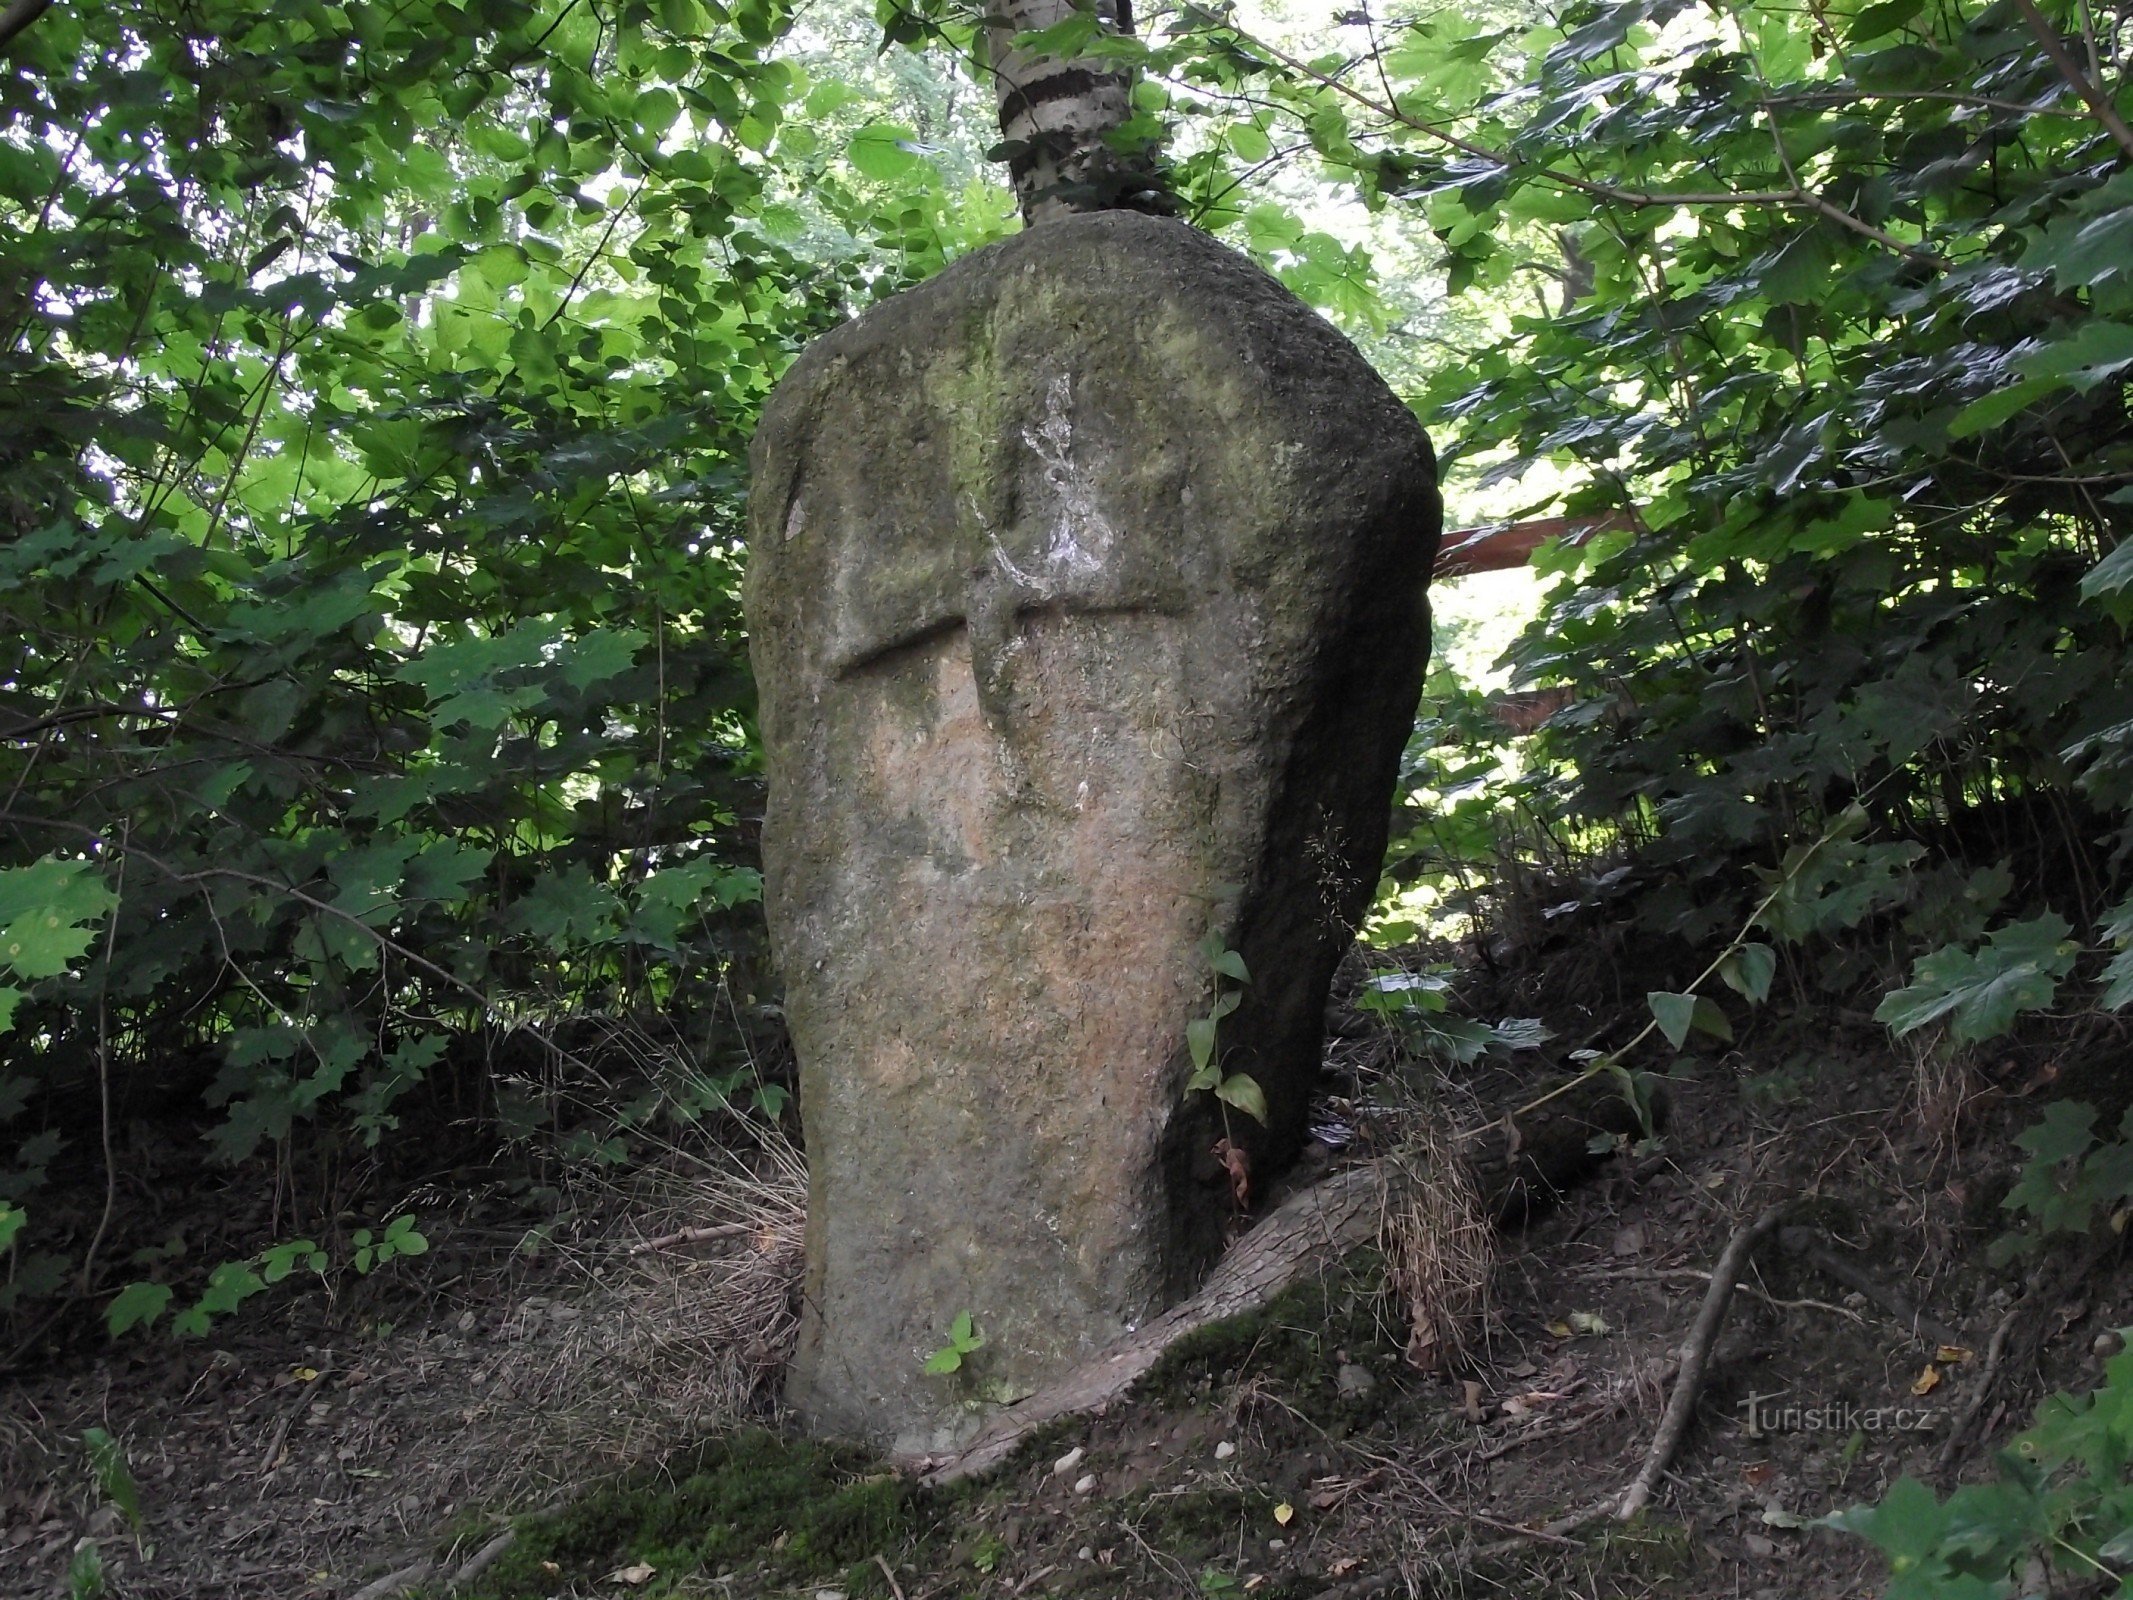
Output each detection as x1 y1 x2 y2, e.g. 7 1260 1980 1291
2012 320 2133 394
846 124 927 181
1647 991 1698 1050
1187 1015 1217 1072
1215 1073 1269 1123
1945 376 2058 440
1718 944 1777 1005
1874 915 2078 1043
921 1346 963 1375
1690 996 1734 1043
1209 948 1250 984
2014 1099 2096 1165
104 1281 173 1337
1228 122 1272 164
2080 538 2133 601
81 1428 141 1529
0 1201 22 1252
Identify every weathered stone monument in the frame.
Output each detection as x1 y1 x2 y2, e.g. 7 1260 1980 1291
746 210 1439 1449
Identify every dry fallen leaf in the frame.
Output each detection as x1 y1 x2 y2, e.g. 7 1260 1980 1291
1911 1363 1942 1396
608 1562 657 1585
291 1367 318 1382
1329 1557 1362 1578
1936 1345 1973 1365
1274 1503 1294 1526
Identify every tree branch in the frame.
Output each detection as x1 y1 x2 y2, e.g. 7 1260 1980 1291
0 0 53 59
2012 0 2133 158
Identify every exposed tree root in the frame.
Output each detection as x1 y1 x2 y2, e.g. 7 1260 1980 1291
913 1163 1385 1485
1616 1203 1790 1521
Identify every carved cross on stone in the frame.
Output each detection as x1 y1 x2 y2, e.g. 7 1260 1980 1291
747 212 1439 1451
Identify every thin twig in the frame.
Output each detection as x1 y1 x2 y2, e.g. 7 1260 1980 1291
1617 1203 1789 1520
873 1553 909 1600
626 1221 757 1255
1935 1302 2022 1479
2011 0 2133 157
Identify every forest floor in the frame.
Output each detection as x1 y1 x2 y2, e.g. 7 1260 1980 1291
6 925 2129 1600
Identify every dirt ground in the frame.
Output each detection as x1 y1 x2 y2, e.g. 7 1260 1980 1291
5 939 2127 1600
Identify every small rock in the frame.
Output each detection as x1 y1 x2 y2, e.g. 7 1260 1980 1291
1268 1539 1286 1551
1611 1222 1648 1256
2096 1330 2124 1358
1214 1440 1237 1461
1336 1363 1377 1400
1073 1474 1098 1495
455 1311 477 1334
1078 1548 1094 1561
1053 1446 1085 1477
1743 1534 1777 1559
815 1590 847 1600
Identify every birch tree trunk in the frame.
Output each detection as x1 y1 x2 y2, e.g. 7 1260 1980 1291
986 0 1168 224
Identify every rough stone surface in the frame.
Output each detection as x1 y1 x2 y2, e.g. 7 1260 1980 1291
746 211 1439 1448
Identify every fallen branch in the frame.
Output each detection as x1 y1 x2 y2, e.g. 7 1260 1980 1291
1616 1203 1789 1521
627 1221 757 1255
449 1529 518 1589
914 1163 1384 1485
1935 1300 2022 1479
347 1561 434 1600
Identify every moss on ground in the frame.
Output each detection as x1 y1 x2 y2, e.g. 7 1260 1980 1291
1140 1250 1406 1429
452 1428 948 1599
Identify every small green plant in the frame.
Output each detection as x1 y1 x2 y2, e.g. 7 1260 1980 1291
352 1213 428 1274
1198 1567 1242 1596
80 1429 141 1535
1185 933 1266 1124
65 1539 105 1600
922 1310 984 1376
106 1220 412 1339
1993 1102 2133 1263
970 1532 1009 1573
1830 1332 2133 1596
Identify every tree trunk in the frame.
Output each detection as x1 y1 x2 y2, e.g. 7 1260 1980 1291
986 0 1166 224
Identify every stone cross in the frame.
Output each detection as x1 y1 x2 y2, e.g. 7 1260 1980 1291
747 212 1439 1450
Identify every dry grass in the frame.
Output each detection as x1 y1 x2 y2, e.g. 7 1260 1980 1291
1907 1027 1985 1158
470 1115 809 1497
1375 1085 1495 1375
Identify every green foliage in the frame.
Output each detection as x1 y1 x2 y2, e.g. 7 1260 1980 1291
1994 1101 2133 1262
1831 1338 2133 1597
0 0 971 1336
1876 916 2080 1043
65 1540 105 1600
351 1215 429 1275
1184 933 1266 1126
921 1309 984 1376
80 1428 143 1536
1357 967 1547 1066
